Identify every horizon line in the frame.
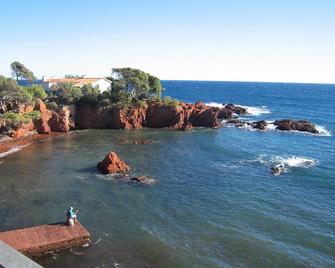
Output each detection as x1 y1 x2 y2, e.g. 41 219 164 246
160 79 335 86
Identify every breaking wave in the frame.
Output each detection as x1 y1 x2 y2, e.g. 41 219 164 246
223 119 332 137
315 125 332 137
206 102 270 116
0 144 30 158
255 154 316 175
274 156 316 168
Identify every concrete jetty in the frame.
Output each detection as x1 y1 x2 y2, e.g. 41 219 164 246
0 222 91 257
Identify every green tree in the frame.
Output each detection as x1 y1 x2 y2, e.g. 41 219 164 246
0 76 33 113
21 84 47 100
109 68 163 102
10 61 36 82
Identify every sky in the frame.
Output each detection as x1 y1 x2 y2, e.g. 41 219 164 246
0 0 335 83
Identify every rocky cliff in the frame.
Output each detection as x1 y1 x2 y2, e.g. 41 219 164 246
75 101 221 130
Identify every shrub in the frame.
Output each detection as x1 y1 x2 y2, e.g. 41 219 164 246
162 96 180 107
21 84 47 100
0 111 41 125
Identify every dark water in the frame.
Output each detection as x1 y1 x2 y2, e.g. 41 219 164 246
0 81 334 267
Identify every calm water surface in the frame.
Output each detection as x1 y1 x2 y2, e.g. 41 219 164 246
0 81 334 267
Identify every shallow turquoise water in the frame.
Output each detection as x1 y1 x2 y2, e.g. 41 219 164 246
0 81 334 267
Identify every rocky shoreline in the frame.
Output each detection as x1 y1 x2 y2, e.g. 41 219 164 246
0 100 321 158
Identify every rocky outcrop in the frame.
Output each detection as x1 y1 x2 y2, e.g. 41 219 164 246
97 152 130 174
252 120 268 130
34 100 71 133
8 122 35 138
274 119 319 134
48 107 70 132
34 100 51 134
218 108 234 119
75 101 220 130
224 104 248 115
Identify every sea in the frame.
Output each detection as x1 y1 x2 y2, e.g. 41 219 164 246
0 81 334 267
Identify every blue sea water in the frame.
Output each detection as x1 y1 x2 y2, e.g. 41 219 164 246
0 81 334 267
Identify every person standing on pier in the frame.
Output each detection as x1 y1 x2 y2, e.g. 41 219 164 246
66 207 78 226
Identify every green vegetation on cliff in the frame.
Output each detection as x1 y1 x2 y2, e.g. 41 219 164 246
0 110 41 125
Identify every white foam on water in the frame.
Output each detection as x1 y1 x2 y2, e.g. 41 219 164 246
265 121 277 130
0 144 30 158
272 156 316 168
205 102 225 108
205 102 270 116
315 125 332 137
238 105 270 116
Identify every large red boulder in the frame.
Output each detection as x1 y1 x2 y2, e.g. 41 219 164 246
97 152 130 174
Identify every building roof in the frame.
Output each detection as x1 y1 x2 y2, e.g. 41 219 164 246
45 77 110 87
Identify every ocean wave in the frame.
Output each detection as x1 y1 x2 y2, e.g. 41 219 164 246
206 102 270 116
273 156 316 168
315 125 332 137
0 144 30 158
255 154 316 175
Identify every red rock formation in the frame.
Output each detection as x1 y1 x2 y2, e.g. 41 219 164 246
48 107 70 132
75 101 220 130
97 152 130 174
9 122 35 138
34 100 51 134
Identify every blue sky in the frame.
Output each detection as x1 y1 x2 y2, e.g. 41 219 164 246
1 0 335 83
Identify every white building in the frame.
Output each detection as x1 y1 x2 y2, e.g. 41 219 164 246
44 77 111 92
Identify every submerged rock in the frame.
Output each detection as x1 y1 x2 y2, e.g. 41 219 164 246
97 152 130 174
270 164 285 176
130 176 156 184
274 119 319 134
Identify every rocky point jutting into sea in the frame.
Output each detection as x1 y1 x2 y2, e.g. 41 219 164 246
0 99 321 157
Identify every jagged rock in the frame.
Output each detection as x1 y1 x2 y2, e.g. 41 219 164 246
271 164 285 176
252 120 268 130
97 152 130 174
48 107 70 132
181 122 193 131
218 108 234 119
274 119 319 134
224 104 248 115
34 100 51 134
75 101 221 130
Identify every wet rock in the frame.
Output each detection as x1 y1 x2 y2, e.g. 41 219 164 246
271 164 285 176
226 119 242 124
97 151 130 174
181 122 192 131
217 108 234 119
274 119 319 134
130 176 156 184
224 104 248 115
252 120 268 130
